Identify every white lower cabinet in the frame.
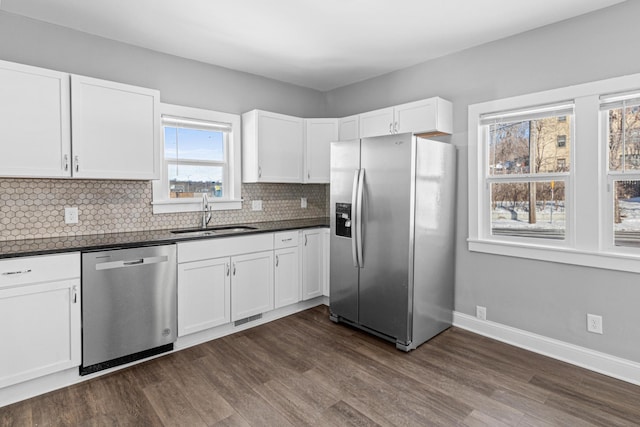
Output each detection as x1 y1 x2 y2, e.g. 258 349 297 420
302 229 324 300
323 228 330 297
231 251 274 321
177 233 275 334
0 253 81 388
176 228 327 336
274 231 301 309
177 257 230 337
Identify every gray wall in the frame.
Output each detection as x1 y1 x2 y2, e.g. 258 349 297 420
0 11 327 117
326 0 640 363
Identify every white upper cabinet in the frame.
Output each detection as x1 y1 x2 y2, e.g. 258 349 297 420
242 110 304 183
358 97 452 138
304 118 338 183
0 60 71 178
338 114 359 141
359 107 395 139
0 60 160 180
71 75 160 180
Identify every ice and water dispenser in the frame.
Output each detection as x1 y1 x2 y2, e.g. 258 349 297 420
335 203 352 238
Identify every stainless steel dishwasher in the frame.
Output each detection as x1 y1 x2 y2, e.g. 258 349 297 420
80 244 177 375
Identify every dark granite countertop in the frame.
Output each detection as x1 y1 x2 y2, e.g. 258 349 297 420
0 217 329 259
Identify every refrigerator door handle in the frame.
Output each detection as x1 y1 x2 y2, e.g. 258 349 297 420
351 170 360 268
356 168 365 268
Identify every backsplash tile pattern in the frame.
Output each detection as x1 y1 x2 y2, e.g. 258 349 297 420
0 179 328 241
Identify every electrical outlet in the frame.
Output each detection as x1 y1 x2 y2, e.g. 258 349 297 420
64 207 78 224
301 197 308 208
476 305 487 321
587 314 603 334
251 200 263 211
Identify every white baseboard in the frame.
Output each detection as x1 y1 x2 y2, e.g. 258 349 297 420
453 311 640 386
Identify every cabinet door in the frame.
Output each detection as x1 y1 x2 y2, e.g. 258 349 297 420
274 246 300 309
304 118 338 183
0 60 71 178
338 115 359 141
0 280 80 388
71 75 160 180
359 107 394 138
302 229 324 300
256 111 304 183
394 98 437 135
178 257 231 336
394 97 453 135
231 251 274 321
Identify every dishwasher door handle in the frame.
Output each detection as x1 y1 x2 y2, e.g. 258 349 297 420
95 255 169 271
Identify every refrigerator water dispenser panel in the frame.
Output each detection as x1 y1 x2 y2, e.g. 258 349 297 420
335 203 352 238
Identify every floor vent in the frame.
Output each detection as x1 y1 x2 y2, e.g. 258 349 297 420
234 313 263 327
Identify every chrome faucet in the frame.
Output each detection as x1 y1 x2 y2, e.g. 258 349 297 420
201 194 212 229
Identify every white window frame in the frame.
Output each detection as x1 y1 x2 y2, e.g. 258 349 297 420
602 92 640 256
468 72 640 274
152 103 242 214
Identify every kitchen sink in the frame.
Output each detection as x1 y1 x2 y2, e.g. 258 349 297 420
170 225 257 236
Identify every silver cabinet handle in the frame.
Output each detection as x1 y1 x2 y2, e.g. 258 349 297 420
72 285 78 304
258 166 262 178
394 122 398 134
233 263 236 276
389 122 393 134
305 235 308 246
308 172 310 179
74 155 79 173
2 269 32 276
123 259 144 266
275 255 279 267
282 238 292 242
226 263 230 276
63 154 69 171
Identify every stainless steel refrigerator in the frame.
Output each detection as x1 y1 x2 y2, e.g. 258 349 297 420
329 133 456 351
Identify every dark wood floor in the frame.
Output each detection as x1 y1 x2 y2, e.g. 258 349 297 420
2 305 640 426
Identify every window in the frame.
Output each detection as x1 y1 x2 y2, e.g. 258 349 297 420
152 104 241 214
468 71 640 273
556 158 566 171
602 91 640 248
481 103 573 240
557 135 567 147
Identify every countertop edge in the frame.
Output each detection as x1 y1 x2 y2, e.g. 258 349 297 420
0 218 329 259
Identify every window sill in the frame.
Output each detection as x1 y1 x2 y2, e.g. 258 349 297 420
152 198 242 214
468 238 640 274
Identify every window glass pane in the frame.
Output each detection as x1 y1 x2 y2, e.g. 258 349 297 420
614 180 640 246
164 127 225 161
488 115 572 175
490 181 565 239
608 105 640 171
168 164 224 199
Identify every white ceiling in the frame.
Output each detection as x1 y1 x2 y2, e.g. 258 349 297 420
0 0 627 91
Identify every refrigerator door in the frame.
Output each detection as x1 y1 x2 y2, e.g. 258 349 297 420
358 134 413 342
329 139 360 323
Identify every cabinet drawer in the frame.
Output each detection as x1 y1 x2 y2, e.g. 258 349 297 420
178 233 274 263
274 231 299 249
0 253 80 289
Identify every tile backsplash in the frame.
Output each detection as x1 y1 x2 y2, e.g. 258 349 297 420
0 179 329 241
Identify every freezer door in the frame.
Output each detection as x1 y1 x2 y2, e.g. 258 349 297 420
329 139 360 323
358 134 412 342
